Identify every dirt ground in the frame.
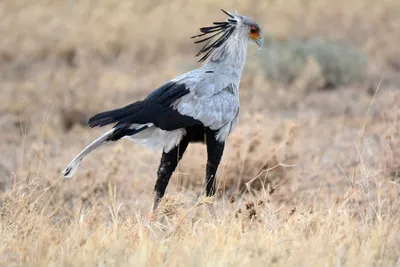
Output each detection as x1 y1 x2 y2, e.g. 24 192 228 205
1 0 400 266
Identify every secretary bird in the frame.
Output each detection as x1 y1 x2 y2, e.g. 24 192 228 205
62 10 263 211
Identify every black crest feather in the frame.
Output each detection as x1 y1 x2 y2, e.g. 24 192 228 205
221 9 234 18
191 9 237 62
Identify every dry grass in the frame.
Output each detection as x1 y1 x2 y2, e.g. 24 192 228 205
1 0 400 266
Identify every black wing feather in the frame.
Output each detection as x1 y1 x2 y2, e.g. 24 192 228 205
88 82 201 138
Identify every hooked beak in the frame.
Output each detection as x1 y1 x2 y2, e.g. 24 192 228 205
256 37 264 48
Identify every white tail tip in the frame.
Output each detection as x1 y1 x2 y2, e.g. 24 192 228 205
61 160 81 178
61 128 115 178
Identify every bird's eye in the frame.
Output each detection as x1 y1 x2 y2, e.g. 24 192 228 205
250 28 257 34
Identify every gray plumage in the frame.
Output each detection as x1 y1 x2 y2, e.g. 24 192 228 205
127 12 257 151
62 9 263 205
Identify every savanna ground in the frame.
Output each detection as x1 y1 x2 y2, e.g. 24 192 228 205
1 0 400 266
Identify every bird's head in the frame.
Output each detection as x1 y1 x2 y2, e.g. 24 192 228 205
192 10 263 62
237 14 263 48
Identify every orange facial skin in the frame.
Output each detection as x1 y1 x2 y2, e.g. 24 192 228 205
249 25 261 40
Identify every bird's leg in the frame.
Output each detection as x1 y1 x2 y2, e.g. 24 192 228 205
205 129 225 197
152 137 189 211
205 129 225 216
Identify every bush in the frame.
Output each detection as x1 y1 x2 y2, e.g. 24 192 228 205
256 35 368 89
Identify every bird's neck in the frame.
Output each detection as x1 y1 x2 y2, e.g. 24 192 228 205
206 33 249 84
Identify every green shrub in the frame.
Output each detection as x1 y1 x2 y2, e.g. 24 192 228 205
256 35 367 88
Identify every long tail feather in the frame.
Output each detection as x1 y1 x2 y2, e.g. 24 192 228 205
62 128 115 178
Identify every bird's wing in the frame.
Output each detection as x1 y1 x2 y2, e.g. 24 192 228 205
88 81 202 133
89 68 239 141
174 83 239 131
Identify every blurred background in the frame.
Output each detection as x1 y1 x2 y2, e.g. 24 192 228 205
1 0 399 216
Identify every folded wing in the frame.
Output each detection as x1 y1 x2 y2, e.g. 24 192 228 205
174 83 239 132
88 81 202 141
